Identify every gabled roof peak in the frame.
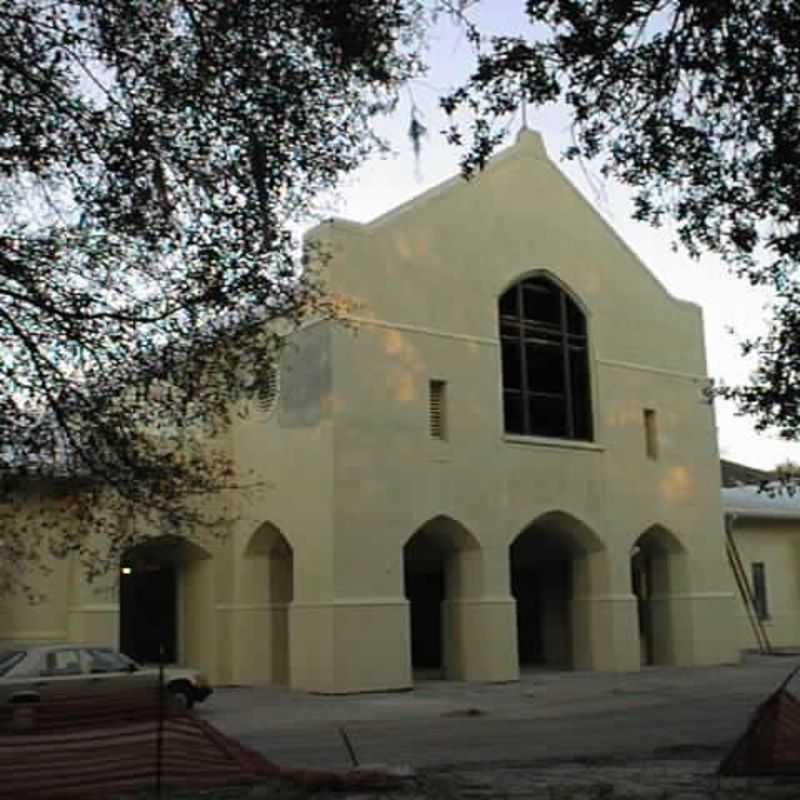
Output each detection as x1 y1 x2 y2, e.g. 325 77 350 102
514 127 547 158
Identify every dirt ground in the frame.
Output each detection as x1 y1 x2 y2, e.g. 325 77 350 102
419 755 800 800
128 655 800 799
123 755 800 800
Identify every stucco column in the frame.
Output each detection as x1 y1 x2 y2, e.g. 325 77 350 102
571 546 640 671
442 597 518 680
289 598 412 693
285 528 353 693
571 592 639 670
442 546 518 681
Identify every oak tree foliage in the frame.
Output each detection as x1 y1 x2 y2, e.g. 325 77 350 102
10 0 800 594
442 0 800 440
0 0 423 592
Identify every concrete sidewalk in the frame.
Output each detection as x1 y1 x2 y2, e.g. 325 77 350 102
196 654 800 770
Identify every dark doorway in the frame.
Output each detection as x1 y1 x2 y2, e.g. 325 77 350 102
403 516 481 681
631 548 653 665
512 566 543 664
405 562 445 670
512 560 570 667
630 526 686 666
120 563 177 664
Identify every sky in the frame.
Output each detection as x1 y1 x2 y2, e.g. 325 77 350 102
315 2 800 472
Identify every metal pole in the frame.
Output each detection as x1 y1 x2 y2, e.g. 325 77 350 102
156 643 165 798
338 726 359 766
725 514 772 654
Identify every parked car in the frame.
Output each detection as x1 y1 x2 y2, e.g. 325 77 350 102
0 643 212 709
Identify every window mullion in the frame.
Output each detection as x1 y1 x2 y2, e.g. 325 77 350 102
518 284 531 435
560 291 574 437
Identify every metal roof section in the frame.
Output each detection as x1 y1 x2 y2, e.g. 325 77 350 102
720 458 775 488
722 483 800 520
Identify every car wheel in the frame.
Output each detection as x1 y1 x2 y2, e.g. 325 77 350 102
168 683 194 711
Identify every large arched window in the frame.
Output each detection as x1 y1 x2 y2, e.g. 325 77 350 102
499 275 592 440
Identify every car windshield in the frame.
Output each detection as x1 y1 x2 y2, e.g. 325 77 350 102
117 652 141 670
88 648 137 673
0 650 26 677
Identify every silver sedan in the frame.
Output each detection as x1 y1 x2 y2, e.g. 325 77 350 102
0 643 212 710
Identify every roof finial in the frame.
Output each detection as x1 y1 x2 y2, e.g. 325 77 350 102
520 94 528 131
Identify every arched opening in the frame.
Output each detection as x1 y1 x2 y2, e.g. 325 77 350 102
498 274 592 441
403 516 481 680
631 526 687 666
241 523 294 685
510 512 605 670
119 535 212 666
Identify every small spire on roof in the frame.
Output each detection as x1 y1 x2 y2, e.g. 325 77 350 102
514 125 546 157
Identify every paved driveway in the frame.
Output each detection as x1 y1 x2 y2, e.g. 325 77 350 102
196 654 800 770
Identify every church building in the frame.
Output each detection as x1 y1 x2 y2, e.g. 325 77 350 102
2 130 742 692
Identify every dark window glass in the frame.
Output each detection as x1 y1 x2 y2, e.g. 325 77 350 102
529 395 567 437
566 296 587 335
523 283 560 326
527 342 565 394
524 326 561 345
752 563 769 621
569 346 592 440
499 287 518 318
500 319 521 339
499 276 592 440
503 393 524 435
501 341 522 390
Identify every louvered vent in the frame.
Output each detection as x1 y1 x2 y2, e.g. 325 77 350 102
256 366 279 417
429 380 447 440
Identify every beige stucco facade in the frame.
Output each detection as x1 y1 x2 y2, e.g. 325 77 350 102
723 488 800 653
1 131 743 691
730 518 800 649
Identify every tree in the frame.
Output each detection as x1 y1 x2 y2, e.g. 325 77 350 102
1 1 426 593
440 1 800 440
775 459 800 481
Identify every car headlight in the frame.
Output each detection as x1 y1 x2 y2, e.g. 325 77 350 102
194 673 209 688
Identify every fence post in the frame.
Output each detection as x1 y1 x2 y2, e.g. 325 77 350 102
156 643 165 798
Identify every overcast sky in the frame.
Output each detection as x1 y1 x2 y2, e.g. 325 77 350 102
312 3 800 471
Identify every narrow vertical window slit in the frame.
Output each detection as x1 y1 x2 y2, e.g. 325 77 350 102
644 408 658 459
